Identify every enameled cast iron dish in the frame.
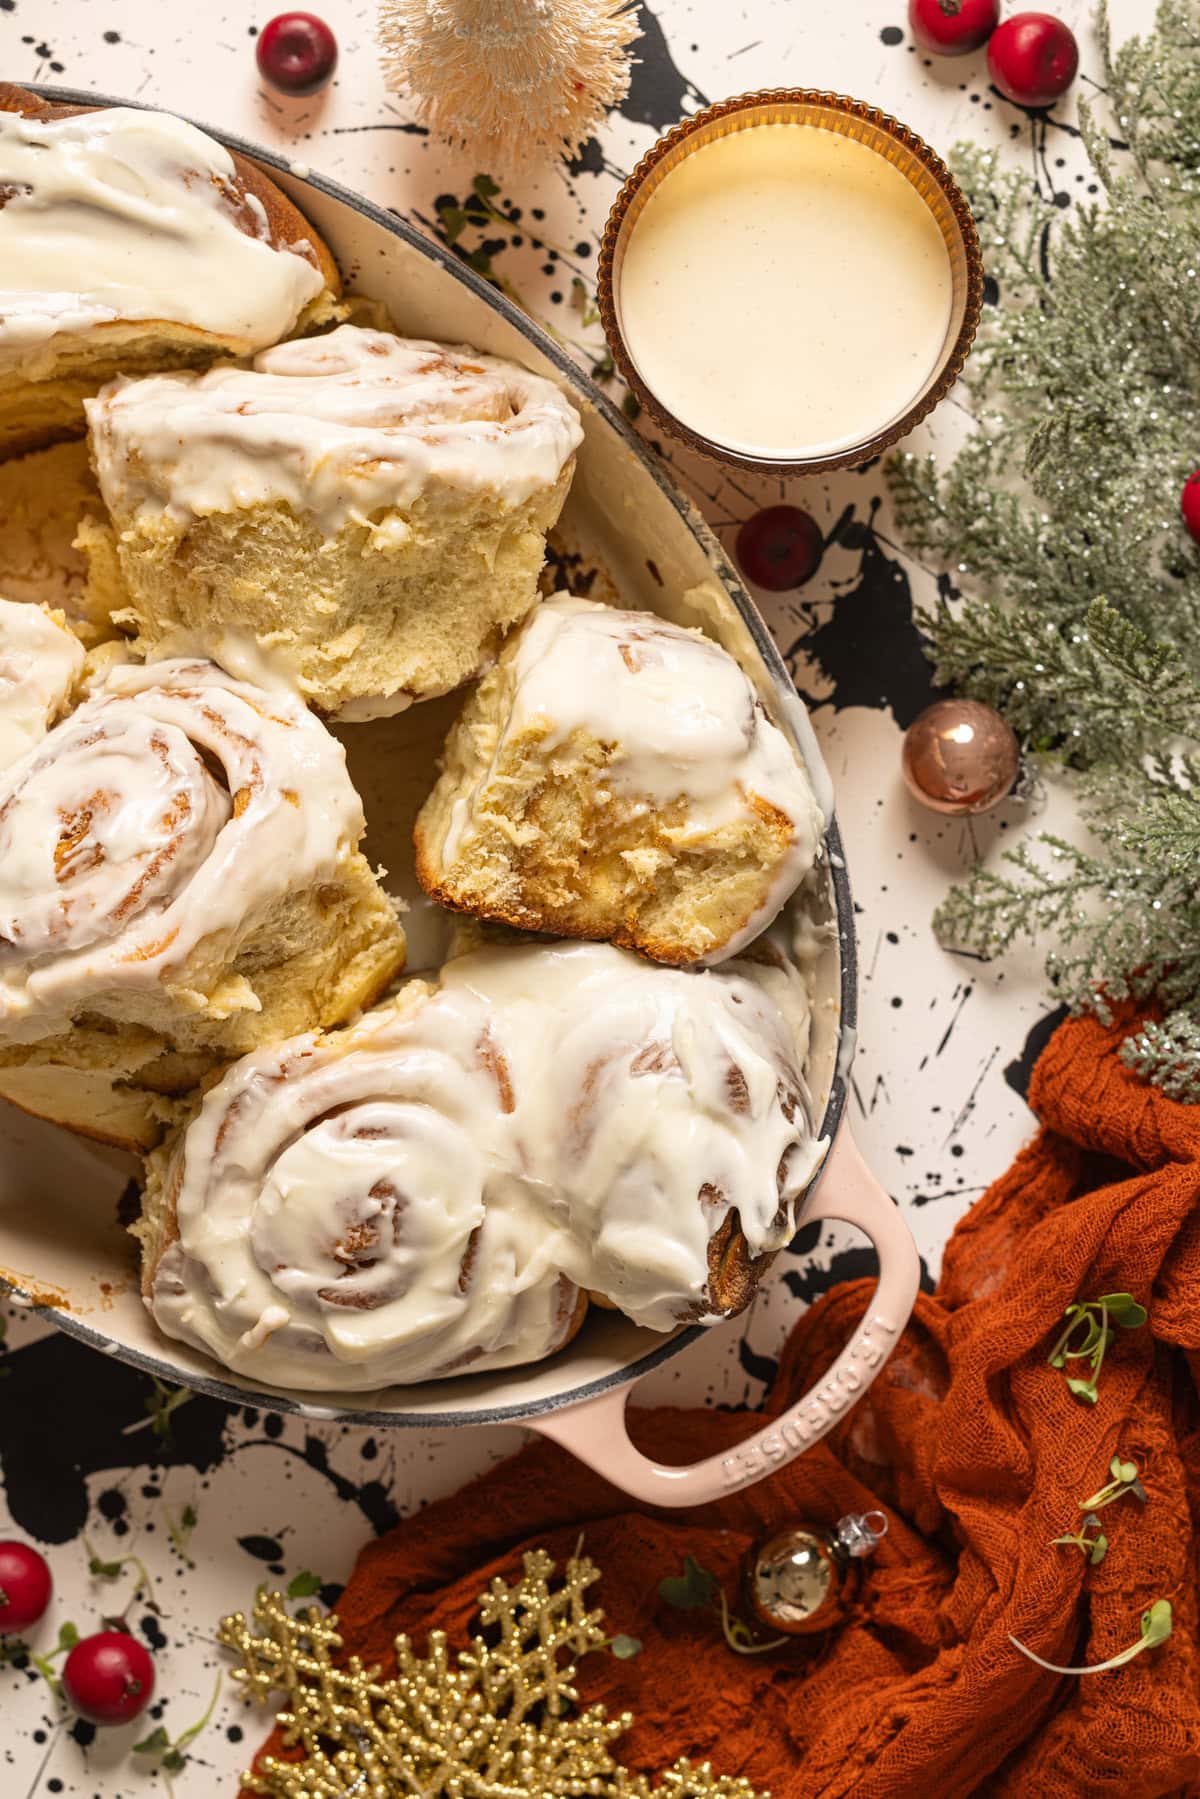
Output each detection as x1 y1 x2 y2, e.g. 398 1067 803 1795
0 92 921 1507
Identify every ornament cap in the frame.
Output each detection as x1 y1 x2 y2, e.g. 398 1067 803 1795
830 1509 889 1561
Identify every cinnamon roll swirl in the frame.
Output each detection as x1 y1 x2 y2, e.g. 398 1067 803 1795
140 940 823 1389
84 325 584 719
0 658 405 1146
141 978 585 1391
0 87 340 454
415 596 825 965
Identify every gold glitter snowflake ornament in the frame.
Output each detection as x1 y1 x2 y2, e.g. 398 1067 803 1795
219 1549 766 1798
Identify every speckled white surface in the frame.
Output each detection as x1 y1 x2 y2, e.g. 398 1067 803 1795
0 0 1119 1792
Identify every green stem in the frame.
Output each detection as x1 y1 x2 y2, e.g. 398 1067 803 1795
716 1590 789 1657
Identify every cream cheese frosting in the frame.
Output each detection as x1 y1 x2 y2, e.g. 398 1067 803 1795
437 596 825 961
147 939 826 1389
439 941 824 1329
86 324 585 536
0 598 84 771
149 975 583 1390
0 105 325 374
0 657 367 1042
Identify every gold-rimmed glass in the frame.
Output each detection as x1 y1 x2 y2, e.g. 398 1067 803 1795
597 89 984 476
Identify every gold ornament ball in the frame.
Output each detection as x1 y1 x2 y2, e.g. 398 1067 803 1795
901 698 1020 815
747 1527 841 1636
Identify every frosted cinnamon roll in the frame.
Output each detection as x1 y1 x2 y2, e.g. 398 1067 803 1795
0 441 123 646
84 324 584 719
141 978 585 1390
0 87 339 454
0 598 84 772
139 939 821 1388
437 941 825 1330
0 658 405 1146
415 596 825 964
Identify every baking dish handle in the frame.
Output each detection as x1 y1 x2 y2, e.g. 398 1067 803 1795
530 1126 920 1507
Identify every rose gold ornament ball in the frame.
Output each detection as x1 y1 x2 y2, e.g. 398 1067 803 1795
748 1526 842 1635
901 698 1020 815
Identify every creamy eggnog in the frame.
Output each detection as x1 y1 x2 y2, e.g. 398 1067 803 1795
617 122 954 459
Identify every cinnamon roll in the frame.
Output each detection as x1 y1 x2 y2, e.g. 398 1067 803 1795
140 977 586 1390
436 941 825 1330
0 598 84 772
0 658 405 1147
0 441 122 646
84 324 583 720
415 596 825 965
139 940 823 1389
0 87 340 455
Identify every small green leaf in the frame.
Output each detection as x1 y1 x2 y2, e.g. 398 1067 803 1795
659 1555 719 1611
287 1570 322 1600
162 1749 187 1773
1102 1298 1147 1328
89 1556 123 1579
472 173 500 201
1066 1377 1098 1404
438 206 469 244
1115 1459 1138 1484
1099 1293 1147 1327
610 1634 642 1660
1142 1599 1174 1647
1089 1534 1109 1565
57 1622 78 1650
621 392 642 421
134 1727 171 1756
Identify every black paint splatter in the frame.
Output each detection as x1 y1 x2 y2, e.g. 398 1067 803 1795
787 1220 823 1258
783 1244 881 1303
620 3 708 128
784 1244 934 1302
1003 1004 1070 1100
241 1433 400 1535
0 1333 228 1544
880 25 904 45
736 1340 779 1387
784 502 944 729
237 1534 285 1563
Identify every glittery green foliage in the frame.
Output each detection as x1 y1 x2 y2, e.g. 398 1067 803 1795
886 1 1200 1098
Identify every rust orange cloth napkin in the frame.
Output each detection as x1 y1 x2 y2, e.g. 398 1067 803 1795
245 1011 1200 1797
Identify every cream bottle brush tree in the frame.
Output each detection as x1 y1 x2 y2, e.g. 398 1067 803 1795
377 0 641 166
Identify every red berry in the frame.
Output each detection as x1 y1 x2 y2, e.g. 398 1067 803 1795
62 1631 155 1727
987 12 1079 107
256 12 338 95
1182 472 1200 543
907 0 999 57
0 1540 52 1635
735 506 822 592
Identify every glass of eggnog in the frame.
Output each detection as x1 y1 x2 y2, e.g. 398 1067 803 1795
598 89 983 475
